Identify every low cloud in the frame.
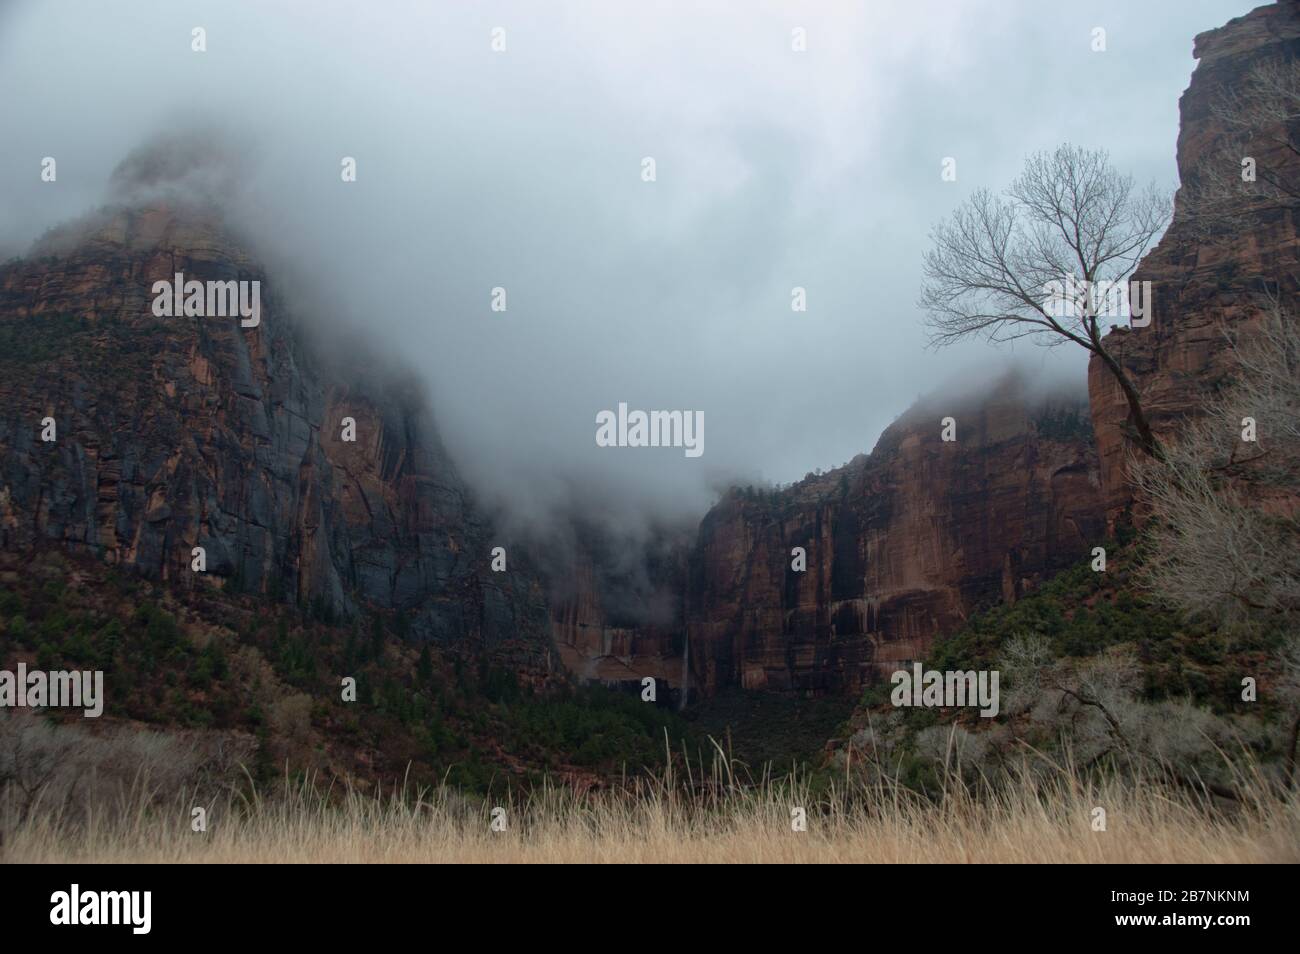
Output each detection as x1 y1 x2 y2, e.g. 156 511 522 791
0 0 1250 549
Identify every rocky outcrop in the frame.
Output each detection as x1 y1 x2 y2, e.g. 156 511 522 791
0 199 550 656
555 375 1103 699
682 376 1102 696
1089 1 1300 522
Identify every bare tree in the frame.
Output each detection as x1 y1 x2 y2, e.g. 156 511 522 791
1132 297 1300 626
1184 56 1300 238
996 635 1250 796
920 144 1171 456
0 711 84 826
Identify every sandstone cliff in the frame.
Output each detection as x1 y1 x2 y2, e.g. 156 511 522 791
683 376 1101 696
1089 1 1300 522
0 195 550 657
554 375 1103 699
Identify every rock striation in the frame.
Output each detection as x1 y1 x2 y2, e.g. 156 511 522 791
0 199 549 657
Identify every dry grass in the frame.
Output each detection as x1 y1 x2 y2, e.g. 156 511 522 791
7 753 1299 864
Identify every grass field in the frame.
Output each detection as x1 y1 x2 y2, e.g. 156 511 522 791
8 756 1299 864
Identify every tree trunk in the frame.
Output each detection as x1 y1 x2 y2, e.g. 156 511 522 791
1096 346 1160 458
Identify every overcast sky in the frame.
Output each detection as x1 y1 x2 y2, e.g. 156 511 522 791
0 0 1259 537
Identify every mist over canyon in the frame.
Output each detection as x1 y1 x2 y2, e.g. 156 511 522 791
0 0 1252 553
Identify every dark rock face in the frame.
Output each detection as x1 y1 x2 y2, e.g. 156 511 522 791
553 376 1103 699
547 521 689 694
0 202 550 656
1089 1 1300 523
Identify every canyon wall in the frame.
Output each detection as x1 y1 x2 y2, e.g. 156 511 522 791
682 378 1101 696
1090 1 1300 522
0 198 550 659
555 377 1103 698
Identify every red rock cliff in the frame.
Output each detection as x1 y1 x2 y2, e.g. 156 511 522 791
682 375 1101 696
1089 1 1300 522
0 198 550 656
554 375 1102 699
